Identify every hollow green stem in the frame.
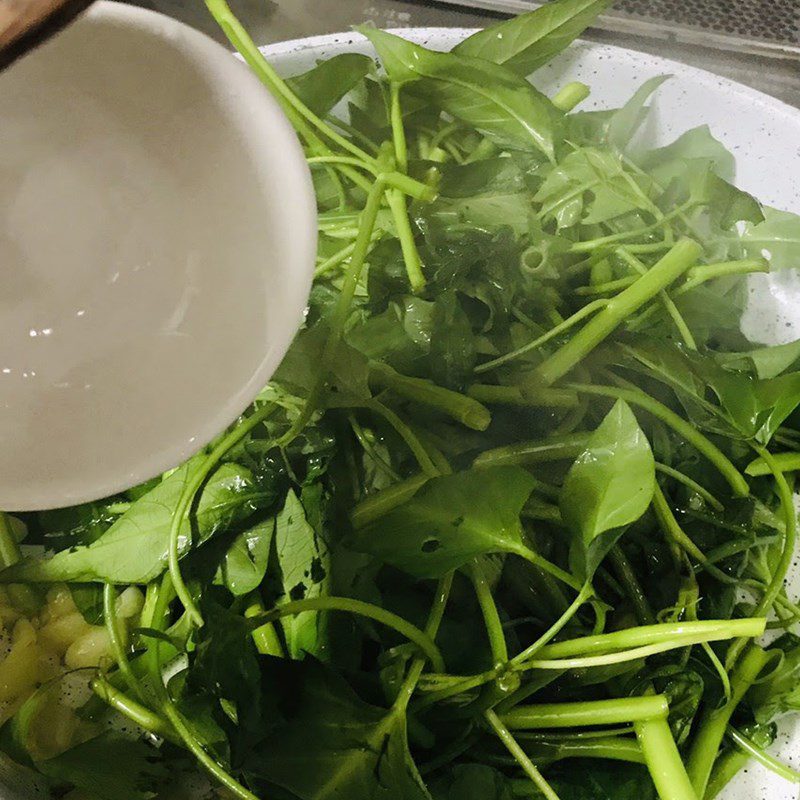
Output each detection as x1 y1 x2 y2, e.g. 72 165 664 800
247 596 445 672
535 240 701 385
244 596 284 657
635 714 699 800
704 748 749 800
552 81 590 112
485 709 561 800
686 645 770 797
371 362 490 430
567 383 750 497
503 695 669 729
525 736 644 765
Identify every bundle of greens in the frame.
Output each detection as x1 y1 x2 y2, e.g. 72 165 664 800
2 0 800 798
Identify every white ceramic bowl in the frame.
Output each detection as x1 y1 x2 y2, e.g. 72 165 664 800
0 1 316 510
262 28 800 800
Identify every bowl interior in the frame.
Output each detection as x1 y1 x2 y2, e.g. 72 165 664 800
0 2 315 510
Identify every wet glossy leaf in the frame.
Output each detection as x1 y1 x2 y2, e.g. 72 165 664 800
347 467 536 577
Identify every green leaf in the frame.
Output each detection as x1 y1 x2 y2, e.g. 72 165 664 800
561 400 655 579
275 488 331 658
750 634 800 722
454 0 613 76
215 518 274 596
36 733 166 800
716 338 800 380
741 206 800 271
638 124 736 185
191 597 262 736
346 467 536 578
689 169 764 229
274 325 372 406
69 583 105 625
535 147 652 226
287 53 374 116
360 27 558 159
606 75 670 151
247 657 429 800
1 460 261 584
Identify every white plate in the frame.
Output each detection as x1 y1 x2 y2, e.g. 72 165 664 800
261 29 800 800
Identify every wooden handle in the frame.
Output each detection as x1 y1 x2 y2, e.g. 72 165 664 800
0 0 95 70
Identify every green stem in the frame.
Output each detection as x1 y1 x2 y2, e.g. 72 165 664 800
468 558 509 666
206 0 375 167
686 645 770 797
510 583 593 667
103 584 144 702
168 403 278 627
485 709 561 800
745 451 800 476
468 384 580 408
635 714 699 800
676 258 768 295
524 737 645 765
503 695 668 729
609 546 656 625
655 462 724 511
473 433 589 468
389 82 408 172
727 726 800 784
371 362 490 430
551 81 590 112
394 572 453 713
90 677 178 744
280 178 387 445
475 298 608 374
535 240 701 385
567 383 750 497
727 446 796 666
386 189 426 292
0 513 21 568
704 749 749 800
350 473 429 528
247 596 445 672
368 400 439 477
533 617 765 660
244 596 284 656
617 247 696 350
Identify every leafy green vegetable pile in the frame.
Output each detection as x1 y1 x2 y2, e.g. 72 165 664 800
3 0 800 798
